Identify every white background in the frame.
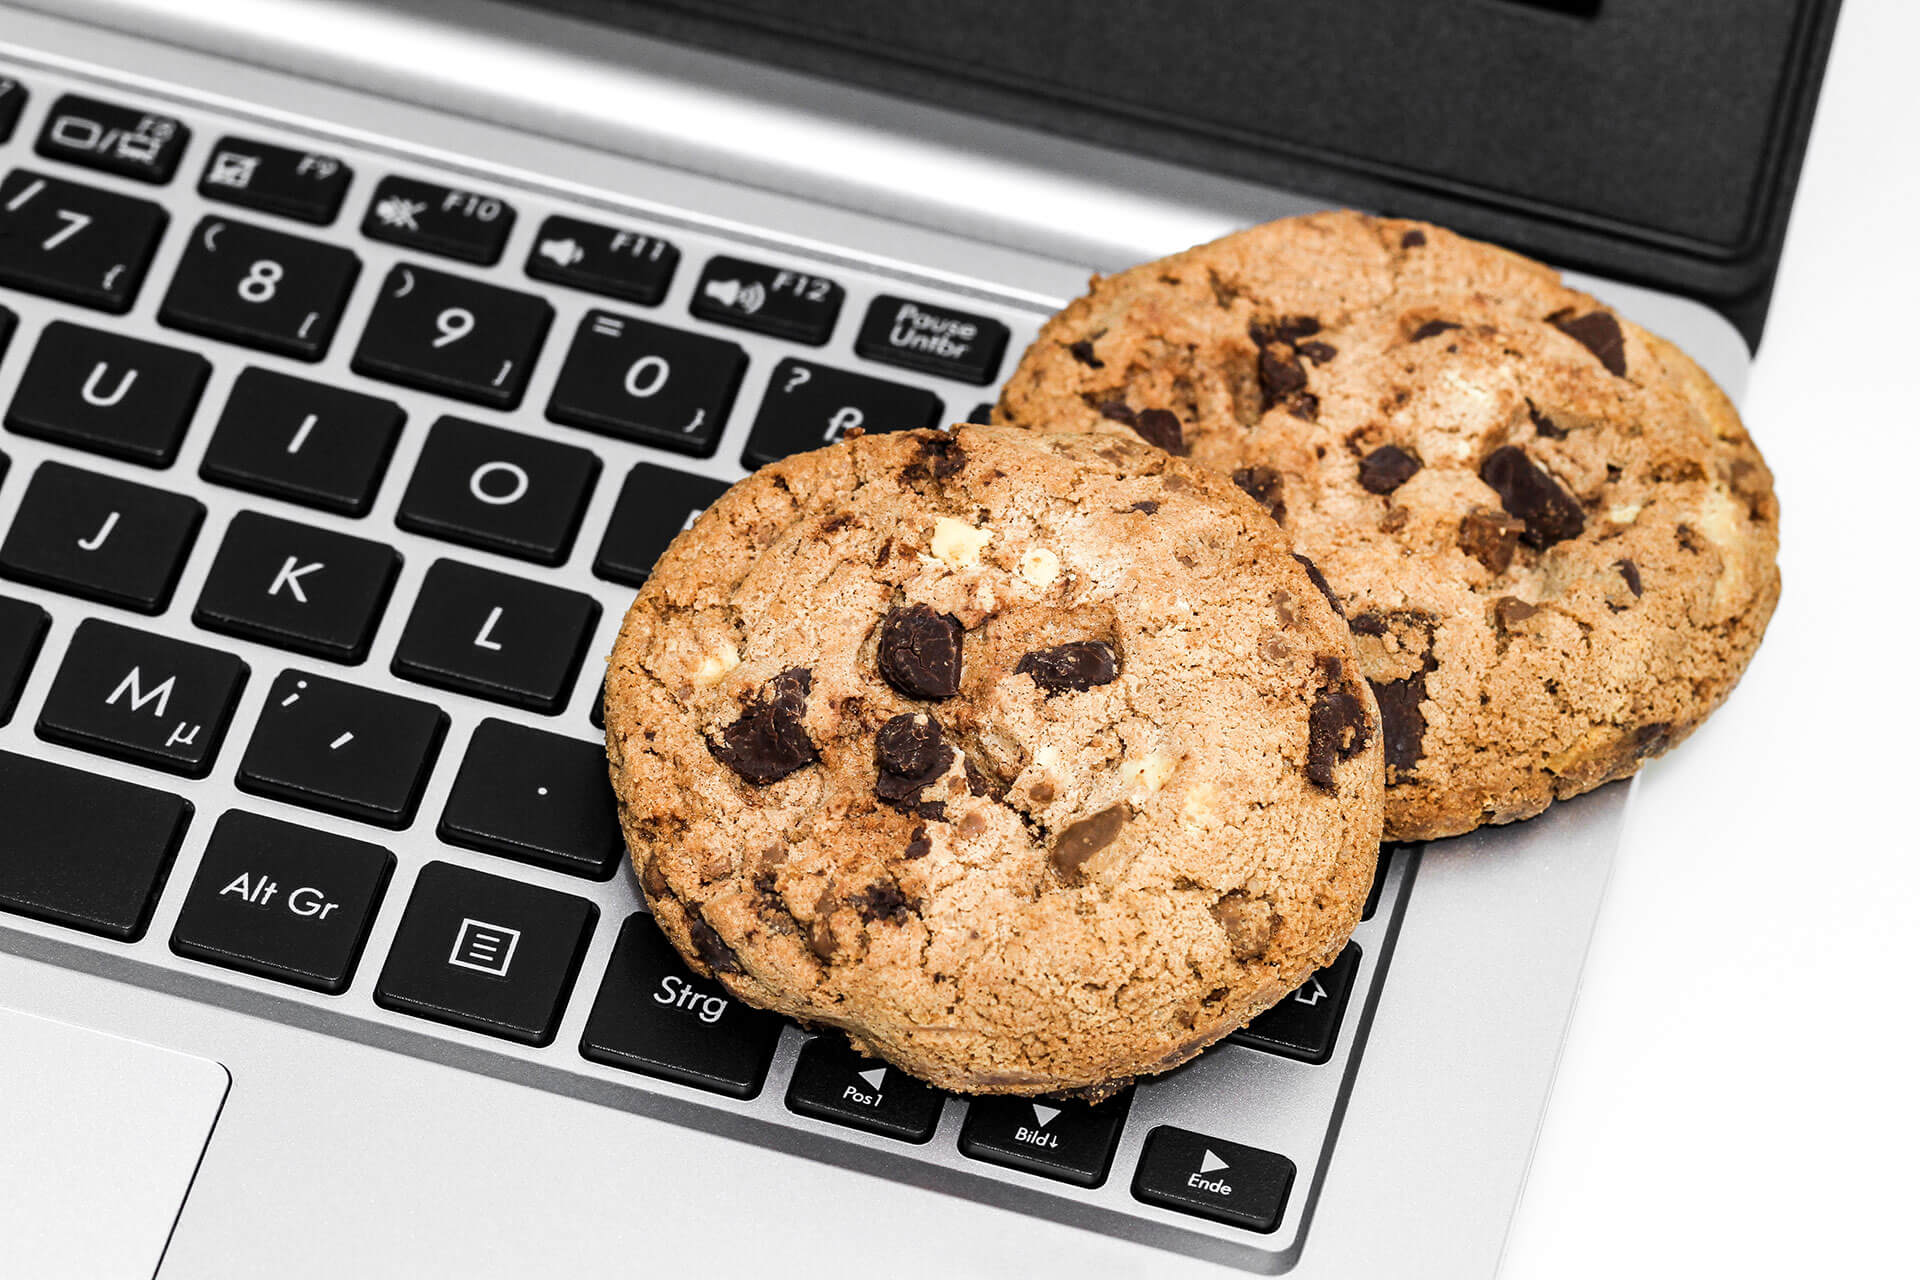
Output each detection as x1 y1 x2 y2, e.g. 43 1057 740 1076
1502 1 1920 1274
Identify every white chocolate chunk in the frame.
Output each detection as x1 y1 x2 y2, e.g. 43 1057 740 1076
690 641 740 686
930 516 993 569
1017 547 1061 588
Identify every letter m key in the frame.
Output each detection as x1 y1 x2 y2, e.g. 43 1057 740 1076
106 666 175 717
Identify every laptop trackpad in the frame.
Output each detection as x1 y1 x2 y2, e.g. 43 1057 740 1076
0 1007 229 1280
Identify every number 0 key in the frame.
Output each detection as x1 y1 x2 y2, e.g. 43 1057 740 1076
352 263 552 409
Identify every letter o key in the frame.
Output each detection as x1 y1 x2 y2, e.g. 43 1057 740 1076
470 460 529 506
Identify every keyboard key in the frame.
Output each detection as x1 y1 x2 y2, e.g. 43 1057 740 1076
170 809 392 993
352 263 551 409
0 303 14 358
160 216 360 360
546 310 744 456
439 719 621 878
1230 943 1362 1065
742 358 944 468
396 416 600 565
588 675 605 730
960 1092 1132 1188
237 669 448 828
855 296 1009 385
362 176 514 265
193 511 400 663
37 619 248 778
35 95 188 184
1364 845 1401 922
966 402 993 425
199 368 404 517
0 462 203 613
5 321 210 465
0 595 50 723
1131 1127 1295 1233
0 169 166 312
0 77 24 145
580 914 785 1097
691 254 841 345
785 1036 944 1142
0 750 191 941
199 137 352 224
375 861 596 1046
592 462 729 587
392 560 598 713
526 215 678 305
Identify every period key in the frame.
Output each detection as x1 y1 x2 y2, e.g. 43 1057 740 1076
1131 1127 1295 1233
855 296 1009 385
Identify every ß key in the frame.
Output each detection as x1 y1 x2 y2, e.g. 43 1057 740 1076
439 719 623 878
362 176 515 265
160 215 361 361
0 461 203 613
6 321 209 466
691 254 841 345
237 668 448 828
199 368 405 517
0 751 192 941
352 262 552 409
525 215 678 305
742 358 944 468
1230 943 1362 1065
37 619 248 778
785 1035 945 1142
193 511 401 663
36 95 189 184
396 416 600 565
545 310 744 456
199 137 352 225
0 169 167 312
392 560 599 713
592 463 730 587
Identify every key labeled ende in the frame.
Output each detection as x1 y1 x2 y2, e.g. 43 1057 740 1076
200 369 404 517
353 263 551 409
439 719 622 878
856 295 1009 385
1132 1127 1296 1233
238 668 448 828
38 619 248 778
546 310 744 457
194 511 400 663
6 321 209 466
526 214 678 305
363 175 514 265
392 560 599 714
161 216 360 361
691 254 841 345
397 416 599 565
742 358 944 469
0 169 166 312
0 462 203 613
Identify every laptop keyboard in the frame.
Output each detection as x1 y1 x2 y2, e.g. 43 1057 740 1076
0 61 1420 1269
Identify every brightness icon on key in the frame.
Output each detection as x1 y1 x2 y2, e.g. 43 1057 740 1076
448 917 521 977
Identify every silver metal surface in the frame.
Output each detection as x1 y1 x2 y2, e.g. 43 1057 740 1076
0 2 1750 1276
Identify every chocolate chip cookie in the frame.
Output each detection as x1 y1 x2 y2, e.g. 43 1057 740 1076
604 425 1382 1095
996 211 1780 841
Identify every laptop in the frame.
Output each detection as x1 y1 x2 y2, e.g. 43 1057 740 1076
0 1 1836 1275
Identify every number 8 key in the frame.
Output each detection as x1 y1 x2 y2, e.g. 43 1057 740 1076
352 262 553 410
160 215 361 361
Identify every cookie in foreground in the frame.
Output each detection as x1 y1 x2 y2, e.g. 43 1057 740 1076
604 424 1382 1095
996 210 1780 841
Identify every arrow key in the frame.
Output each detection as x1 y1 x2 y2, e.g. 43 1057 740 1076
785 1035 945 1143
1229 942 1362 1065
1132 1127 1295 1232
959 1089 1132 1187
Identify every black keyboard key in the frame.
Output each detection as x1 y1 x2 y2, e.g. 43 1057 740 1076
35 95 188 184
1132 1128 1295 1233
546 310 744 457
392 560 598 714
160 216 360 361
199 138 352 225
580 914 785 1097
0 595 50 723
375 861 596 1046
1364 845 1402 922
966 402 993 425
0 169 166 312
527 215 678 305
439 719 621 878
193 511 400 663
396 416 600 565
362 176 514 265
6 321 209 465
170 809 392 993
37 619 248 778
855 296 1009 385
0 462 203 613
352 263 551 409
960 1092 1132 1188
691 255 841 345
1230 943 1362 1065
742 358 944 468
0 304 14 359
237 669 448 828
199 368 404 517
589 675 605 730
593 463 729 588
0 77 24 145
785 1036 944 1142
0 751 190 941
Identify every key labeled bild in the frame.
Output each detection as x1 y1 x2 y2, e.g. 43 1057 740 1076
547 310 744 457
0 168 167 311
742 357 944 468
37 619 247 778
958 1091 1132 1188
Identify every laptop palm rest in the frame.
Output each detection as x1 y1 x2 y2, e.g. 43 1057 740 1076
0 1007 229 1280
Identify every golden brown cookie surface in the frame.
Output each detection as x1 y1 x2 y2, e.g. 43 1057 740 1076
995 212 1780 841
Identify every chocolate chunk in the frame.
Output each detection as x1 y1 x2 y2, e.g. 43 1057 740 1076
710 667 818 785
1128 499 1160 514
1129 407 1185 454
1249 315 1320 346
1296 340 1337 364
877 605 963 699
1258 348 1307 409
1097 400 1136 426
1528 401 1568 439
1493 596 1540 628
1231 466 1285 524
687 916 742 974
1210 894 1274 962
1410 319 1460 342
1348 611 1388 637
1479 446 1586 549
874 712 956 812
1358 444 1422 494
1287 391 1320 422
641 858 668 900
1016 640 1120 693
1067 339 1104 368
1459 506 1526 573
1051 805 1128 878
903 824 932 860
1632 722 1672 758
1292 552 1344 618
1550 310 1628 377
919 432 967 478
855 881 915 925
1401 229 1427 248
1306 681 1371 791
1677 524 1705 553
1370 675 1428 780
963 756 1003 798
1615 558 1643 596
